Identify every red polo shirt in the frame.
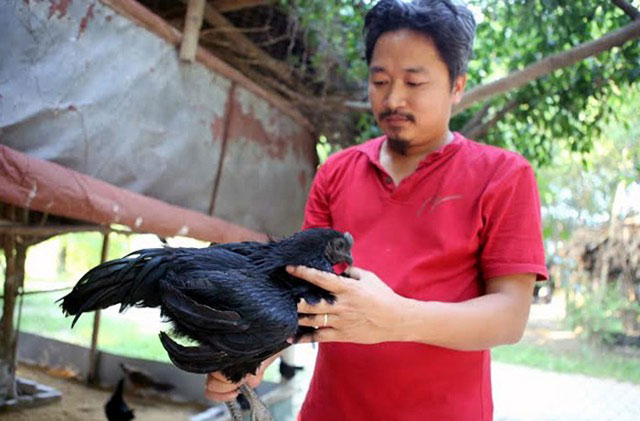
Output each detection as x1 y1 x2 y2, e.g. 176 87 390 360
300 132 547 421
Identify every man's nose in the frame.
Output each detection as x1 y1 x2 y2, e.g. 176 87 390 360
384 81 407 109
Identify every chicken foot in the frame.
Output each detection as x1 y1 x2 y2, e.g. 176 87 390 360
239 384 274 421
225 399 244 421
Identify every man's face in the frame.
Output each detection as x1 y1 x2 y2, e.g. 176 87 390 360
368 29 466 154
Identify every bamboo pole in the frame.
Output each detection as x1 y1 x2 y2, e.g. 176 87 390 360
180 0 206 62
186 0 296 87
9 244 26 391
87 232 110 384
98 0 312 131
0 206 18 401
211 0 267 13
0 224 134 237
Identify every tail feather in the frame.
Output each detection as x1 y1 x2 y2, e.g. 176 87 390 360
121 255 167 310
60 248 171 325
70 285 119 327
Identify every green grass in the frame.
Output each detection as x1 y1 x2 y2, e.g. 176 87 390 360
16 288 284 381
492 341 640 385
17 290 171 362
11 281 640 384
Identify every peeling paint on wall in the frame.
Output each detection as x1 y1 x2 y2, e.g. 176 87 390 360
48 0 72 19
2 0 317 236
77 3 95 39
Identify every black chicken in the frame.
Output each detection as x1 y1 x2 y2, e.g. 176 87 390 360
60 228 353 421
279 360 304 381
119 362 174 394
105 379 135 421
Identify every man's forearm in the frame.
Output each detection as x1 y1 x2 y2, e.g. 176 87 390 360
392 275 535 350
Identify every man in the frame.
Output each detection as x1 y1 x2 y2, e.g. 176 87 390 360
206 0 548 419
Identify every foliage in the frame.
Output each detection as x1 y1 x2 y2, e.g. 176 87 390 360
279 0 379 146
566 281 640 342
536 85 640 258
458 0 640 166
279 0 371 91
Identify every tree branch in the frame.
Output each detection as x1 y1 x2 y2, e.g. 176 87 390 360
462 98 520 140
458 102 491 134
612 0 640 20
453 19 640 115
461 71 609 141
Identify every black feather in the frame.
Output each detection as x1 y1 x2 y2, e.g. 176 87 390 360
105 379 135 421
60 228 353 383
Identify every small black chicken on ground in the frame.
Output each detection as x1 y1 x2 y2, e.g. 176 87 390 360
105 378 135 421
60 228 353 421
119 363 174 394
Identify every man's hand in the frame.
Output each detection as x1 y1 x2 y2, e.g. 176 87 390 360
205 353 280 402
287 265 406 344
287 265 536 350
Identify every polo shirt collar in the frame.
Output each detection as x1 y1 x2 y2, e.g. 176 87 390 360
357 132 465 169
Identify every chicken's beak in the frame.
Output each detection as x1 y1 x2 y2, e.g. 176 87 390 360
345 232 354 247
344 232 354 265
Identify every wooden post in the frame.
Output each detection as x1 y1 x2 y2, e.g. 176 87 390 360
87 232 110 384
180 0 206 62
211 0 267 13
9 242 26 388
0 205 18 402
596 180 626 296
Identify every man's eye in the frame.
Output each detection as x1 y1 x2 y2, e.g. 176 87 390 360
407 81 424 87
372 80 388 86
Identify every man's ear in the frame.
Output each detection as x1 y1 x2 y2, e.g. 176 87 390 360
451 74 467 105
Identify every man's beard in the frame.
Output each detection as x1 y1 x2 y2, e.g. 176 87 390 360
378 109 415 156
387 137 410 155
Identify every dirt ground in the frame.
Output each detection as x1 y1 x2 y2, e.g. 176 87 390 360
1 364 204 421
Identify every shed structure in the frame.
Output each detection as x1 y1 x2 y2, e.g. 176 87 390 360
0 0 320 410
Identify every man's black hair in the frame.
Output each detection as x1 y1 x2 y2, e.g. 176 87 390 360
364 0 476 87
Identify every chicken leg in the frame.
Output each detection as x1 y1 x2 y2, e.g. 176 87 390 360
239 384 273 421
225 399 243 421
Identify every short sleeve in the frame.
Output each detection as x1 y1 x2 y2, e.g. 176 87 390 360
479 162 548 281
302 164 332 230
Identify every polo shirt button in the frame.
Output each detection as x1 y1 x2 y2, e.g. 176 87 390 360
385 177 392 184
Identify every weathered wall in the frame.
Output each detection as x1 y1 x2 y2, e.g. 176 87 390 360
0 0 317 236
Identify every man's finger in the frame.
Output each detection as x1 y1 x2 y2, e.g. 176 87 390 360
295 327 338 344
297 299 337 314
207 372 235 384
205 373 241 399
298 313 335 328
205 389 239 402
246 374 262 389
286 265 347 293
343 266 366 280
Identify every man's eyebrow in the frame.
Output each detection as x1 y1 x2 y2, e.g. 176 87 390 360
369 65 428 74
404 66 427 74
